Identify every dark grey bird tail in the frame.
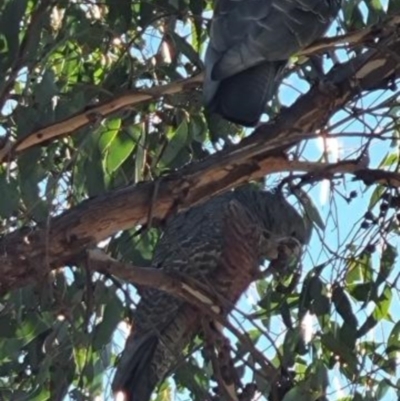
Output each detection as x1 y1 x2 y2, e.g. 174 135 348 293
207 61 284 127
112 335 159 401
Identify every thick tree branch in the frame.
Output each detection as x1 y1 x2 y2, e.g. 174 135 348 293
1 13 400 162
87 249 222 313
0 74 203 162
302 13 400 56
89 251 279 385
0 154 396 295
2 21 400 294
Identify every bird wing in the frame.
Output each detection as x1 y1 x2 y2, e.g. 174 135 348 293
134 200 227 335
112 198 229 400
112 187 311 401
209 0 338 80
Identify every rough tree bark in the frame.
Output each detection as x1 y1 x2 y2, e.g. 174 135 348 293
1 17 400 295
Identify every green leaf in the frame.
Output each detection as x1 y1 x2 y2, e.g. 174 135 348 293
236 329 261 359
105 0 132 32
160 120 188 166
321 332 357 371
378 152 398 169
282 328 300 366
92 289 123 350
84 153 106 196
98 119 122 153
343 2 365 31
108 228 159 266
254 370 271 394
357 315 378 338
18 150 48 222
387 321 400 354
189 115 207 143
105 130 136 173
282 386 318 401
372 285 392 321
307 360 329 394
135 124 146 182
189 0 204 50
174 361 208 401
169 31 204 69
348 282 373 303
332 285 358 328
376 378 390 400
339 323 357 350
376 244 397 287
368 185 385 210
154 381 172 401
358 286 393 333
345 253 373 285
296 189 325 230
0 172 20 218
15 312 52 345
366 0 385 25
34 69 59 108
0 0 28 70
299 274 330 319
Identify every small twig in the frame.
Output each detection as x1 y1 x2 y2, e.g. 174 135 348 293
203 320 240 401
147 179 162 230
0 73 204 163
87 249 280 384
87 249 222 314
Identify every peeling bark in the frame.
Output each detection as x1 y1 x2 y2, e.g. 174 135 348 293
1 30 400 295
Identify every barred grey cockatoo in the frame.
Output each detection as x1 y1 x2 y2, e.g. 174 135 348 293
112 185 311 401
203 0 341 126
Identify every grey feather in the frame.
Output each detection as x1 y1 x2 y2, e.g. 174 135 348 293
205 60 285 126
112 185 312 401
203 0 341 126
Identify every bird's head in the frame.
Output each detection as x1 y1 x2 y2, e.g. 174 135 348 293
235 186 312 262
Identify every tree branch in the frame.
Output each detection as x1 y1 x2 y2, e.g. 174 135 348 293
87 249 222 314
0 155 395 295
3 22 400 294
1 12 400 162
0 74 203 162
89 250 280 386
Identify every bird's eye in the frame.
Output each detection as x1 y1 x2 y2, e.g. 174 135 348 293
263 231 270 239
291 231 297 237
